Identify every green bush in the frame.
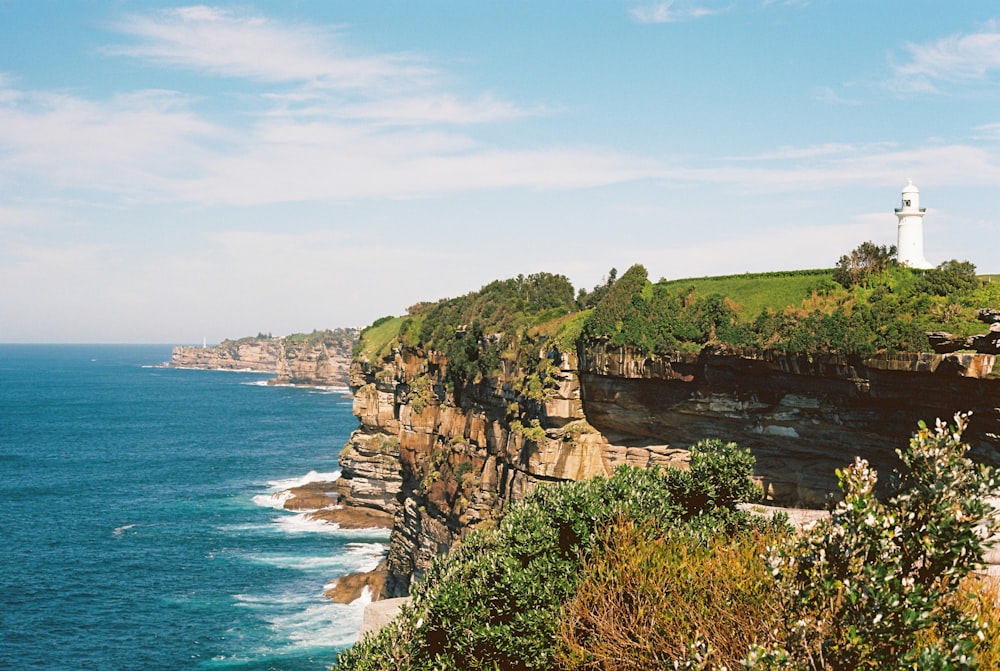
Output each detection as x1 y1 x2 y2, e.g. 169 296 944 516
747 414 1000 670
406 374 438 415
335 441 769 671
918 259 980 297
576 249 1000 355
833 241 898 289
580 264 650 342
409 272 577 353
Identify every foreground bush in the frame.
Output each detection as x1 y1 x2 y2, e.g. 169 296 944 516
748 414 1000 670
558 520 788 670
336 418 999 671
334 440 771 671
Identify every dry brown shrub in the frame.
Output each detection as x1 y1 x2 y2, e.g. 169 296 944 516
557 519 787 671
723 296 742 314
959 573 1000 670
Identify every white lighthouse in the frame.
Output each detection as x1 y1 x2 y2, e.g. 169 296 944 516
894 179 933 269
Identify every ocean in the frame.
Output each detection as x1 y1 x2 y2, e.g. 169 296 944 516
0 344 386 670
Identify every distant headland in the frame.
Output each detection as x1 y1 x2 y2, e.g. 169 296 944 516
169 328 357 388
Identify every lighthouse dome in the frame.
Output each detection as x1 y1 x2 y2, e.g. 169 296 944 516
902 179 919 194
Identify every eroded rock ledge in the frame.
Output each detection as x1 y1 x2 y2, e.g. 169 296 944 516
337 343 1000 599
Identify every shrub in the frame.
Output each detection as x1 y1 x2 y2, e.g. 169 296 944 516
336 442 768 671
918 259 980 297
747 413 1000 670
580 264 650 341
558 521 788 671
833 241 897 289
406 374 437 415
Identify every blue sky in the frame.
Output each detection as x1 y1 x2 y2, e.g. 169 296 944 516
2 1 1000 343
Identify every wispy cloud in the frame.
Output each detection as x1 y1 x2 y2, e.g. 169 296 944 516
663 142 1000 192
106 5 431 90
890 23 1000 94
629 1 732 24
0 7 662 207
0 83 220 200
329 94 547 126
105 6 544 127
725 142 877 161
759 0 811 7
812 86 862 106
973 122 1000 140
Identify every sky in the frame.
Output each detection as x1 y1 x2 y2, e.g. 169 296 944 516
2 1 1000 343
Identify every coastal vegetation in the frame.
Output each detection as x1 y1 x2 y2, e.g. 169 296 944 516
282 327 358 348
223 327 357 349
335 418 999 670
337 242 1000 669
354 272 586 403
580 249 1000 356
335 439 781 670
354 316 405 362
355 242 1000 379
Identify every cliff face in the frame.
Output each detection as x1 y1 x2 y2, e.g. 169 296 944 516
172 340 282 372
171 330 356 387
580 345 1000 506
339 342 1000 598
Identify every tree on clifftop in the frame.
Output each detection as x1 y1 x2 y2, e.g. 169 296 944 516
579 264 649 341
833 241 898 288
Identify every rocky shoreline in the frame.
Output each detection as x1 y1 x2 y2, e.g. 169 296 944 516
267 478 395 606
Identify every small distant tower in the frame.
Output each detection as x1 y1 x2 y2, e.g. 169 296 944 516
894 179 933 269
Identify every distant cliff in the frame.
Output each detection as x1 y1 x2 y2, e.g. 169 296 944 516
171 329 357 387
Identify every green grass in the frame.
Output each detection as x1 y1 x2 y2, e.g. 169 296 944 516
657 269 834 319
530 309 592 352
356 316 405 362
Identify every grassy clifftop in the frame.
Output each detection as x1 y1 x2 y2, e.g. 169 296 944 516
657 268 834 318
356 256 999 377
582 260 1000 356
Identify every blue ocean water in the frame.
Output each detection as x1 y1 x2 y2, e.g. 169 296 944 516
0 345 386 670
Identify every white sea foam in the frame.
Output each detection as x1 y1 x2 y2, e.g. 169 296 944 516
245 552 379 573
170 365 266 374
273 601 367 649
275 511 344 534
216 522 272 534
251 490 294 510
273 512 393 539
265 470 341 491
344 541 389 558
352 585 374 606
112 523 137 537
233 590 369 651
308 385 350 395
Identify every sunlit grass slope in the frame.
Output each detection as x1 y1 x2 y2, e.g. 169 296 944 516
658 269 834 318
355 316 405 362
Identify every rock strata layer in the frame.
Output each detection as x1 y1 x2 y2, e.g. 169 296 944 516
337 342 1000 599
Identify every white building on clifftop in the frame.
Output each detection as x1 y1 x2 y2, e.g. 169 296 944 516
894 180 933 269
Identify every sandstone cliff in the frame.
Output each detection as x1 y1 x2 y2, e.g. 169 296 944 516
171 339 282 372
338 340 1000 598
170 329 357 387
